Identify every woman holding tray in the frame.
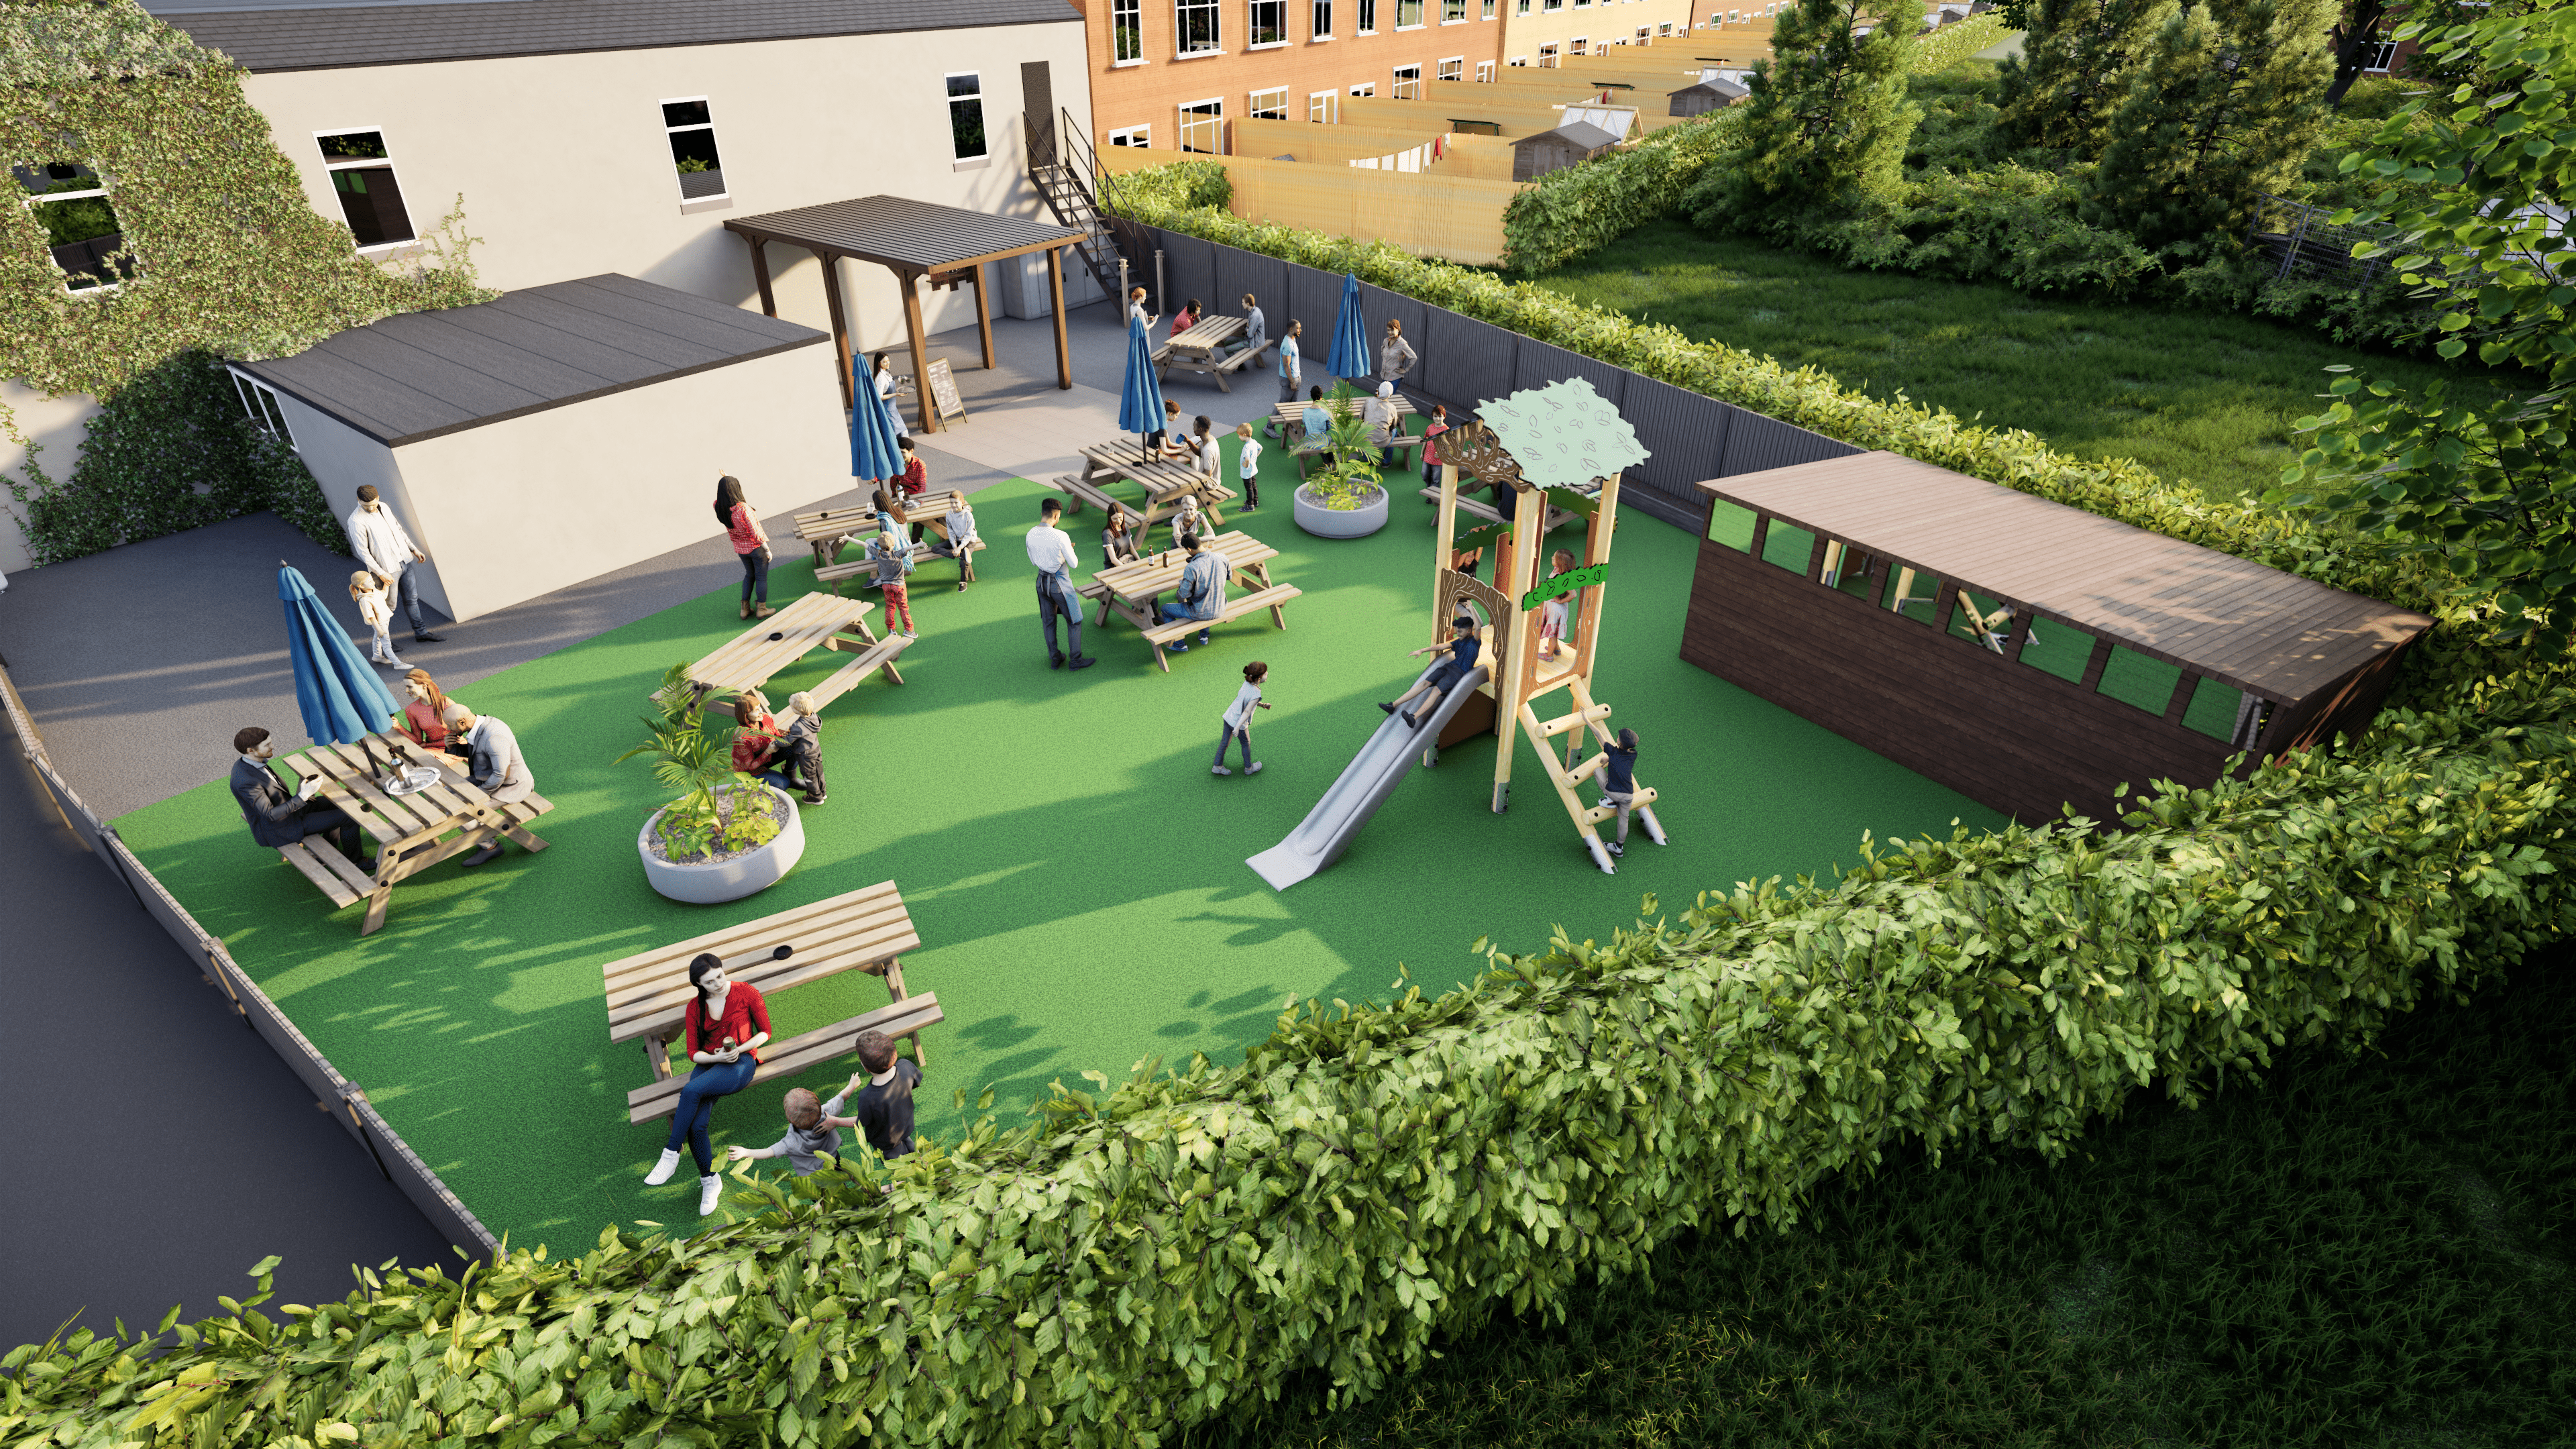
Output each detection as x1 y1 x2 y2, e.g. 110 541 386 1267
644 953 771 1216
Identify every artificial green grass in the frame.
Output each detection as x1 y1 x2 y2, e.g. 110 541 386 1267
1528 219 2524 502
1179 955 2576 1449
113 460 2001 1249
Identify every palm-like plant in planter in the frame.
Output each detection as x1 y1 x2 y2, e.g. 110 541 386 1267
1294 382 1393 537
616 663 782 864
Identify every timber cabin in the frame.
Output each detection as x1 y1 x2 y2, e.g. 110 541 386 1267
1683 452 2436 826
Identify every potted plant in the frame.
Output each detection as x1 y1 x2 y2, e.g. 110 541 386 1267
1293 381 1392 539
616 663 806 905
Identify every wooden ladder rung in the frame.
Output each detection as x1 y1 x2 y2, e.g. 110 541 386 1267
1534 702 1613 739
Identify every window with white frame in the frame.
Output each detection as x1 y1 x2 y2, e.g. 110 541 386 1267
1108 123 1153 146
1313 0 1333 34
1113 0 1145 60
1436 56 1464 80
1517 0 1530 11
1391 63 1422 97
1538 42 1559 62
1636 24 1651 38
1442 0 1465 18
1395 0 1424 25
1357 0 1377 30
1483 0 1497 15
1309 89 1340 121
2362 32 2397 70
316 129 417 248
230 370 295 447
1350 81 1377 97
1177 0 1222 54
19 162 133 291
1658 19 1672 33
1542 0 1562 11
659 103 725 201
1179 97 1224 151
1568 35 1588 52
1508 54 1527 65
946 73 988 162
1476 58 1496 79
1250 0 1287 44
1250 86 1291 117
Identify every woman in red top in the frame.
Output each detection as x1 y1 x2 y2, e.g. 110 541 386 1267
716 474 774 622
394 669 458 757
645 953 772 1216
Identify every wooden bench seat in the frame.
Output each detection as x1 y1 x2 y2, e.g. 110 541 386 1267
625 993 944 1124
278 836 372 909
806 632 912 708
1049 474 1144 526
1138 584 1302 672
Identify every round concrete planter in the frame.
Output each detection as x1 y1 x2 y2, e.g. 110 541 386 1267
1293 483 1390 539
639 786 805 905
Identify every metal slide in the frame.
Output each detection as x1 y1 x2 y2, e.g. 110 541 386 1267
1248 663 1492 892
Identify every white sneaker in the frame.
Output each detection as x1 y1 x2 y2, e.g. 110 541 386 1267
698 1174 724 1216
644 1148 680 1185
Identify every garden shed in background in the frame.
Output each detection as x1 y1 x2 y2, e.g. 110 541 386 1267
1682 452 2436 826
1511 121 1622 181
229 272 842 624
1668 77 1748 115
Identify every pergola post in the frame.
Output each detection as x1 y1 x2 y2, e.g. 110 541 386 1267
898 268 937 435
969 262 996 371
744 233 777 318
1047 245 1070 390
818 252 856 413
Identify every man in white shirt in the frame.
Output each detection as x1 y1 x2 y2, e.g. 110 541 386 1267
1026 498 1095 670
345 485 442 644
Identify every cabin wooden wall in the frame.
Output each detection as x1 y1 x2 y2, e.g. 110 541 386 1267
1680 534 2251 828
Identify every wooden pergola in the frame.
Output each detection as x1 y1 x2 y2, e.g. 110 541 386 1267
724 196 1084 433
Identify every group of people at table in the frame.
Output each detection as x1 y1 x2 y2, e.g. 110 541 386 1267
229 669 533 870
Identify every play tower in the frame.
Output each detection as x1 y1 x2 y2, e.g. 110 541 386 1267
1432 378 1666 873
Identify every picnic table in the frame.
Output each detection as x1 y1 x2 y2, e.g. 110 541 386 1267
676 590 909 714
1153 314 1263 392
1089 530 1302 672
280 733 554 936
1051 440 1236 533
808 490 985 592
1274 395 1427 476
598 879 944 1124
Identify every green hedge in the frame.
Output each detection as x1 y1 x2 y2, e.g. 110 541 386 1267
16 170 2576 1449
1912 11 2011 76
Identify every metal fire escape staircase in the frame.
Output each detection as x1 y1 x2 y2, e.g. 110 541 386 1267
1026 106 1126 309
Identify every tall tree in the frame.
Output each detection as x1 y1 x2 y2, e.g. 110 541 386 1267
2323 0 2389 108
2076 0 2337 247
1684 0 1920 233
2274 2 2576 650
1996 0 2168 156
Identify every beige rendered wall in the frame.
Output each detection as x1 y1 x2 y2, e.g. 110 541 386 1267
239 21 1097 362
264 386 455 620
380 343 847 623
0 383 103 577
1496 0 1702 66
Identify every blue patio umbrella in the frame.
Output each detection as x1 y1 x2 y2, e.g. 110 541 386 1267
1117 311 1167 449
850 371 905 483
278 564 400 747
1323 271 1370 382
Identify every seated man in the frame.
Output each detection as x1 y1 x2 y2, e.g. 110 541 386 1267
1297 386 1332 449
1155 531 1226 653
231 726 370 867
441 700 535 866
1381 616 1483 729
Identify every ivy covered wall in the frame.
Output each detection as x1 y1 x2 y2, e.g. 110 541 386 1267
0 0 489 568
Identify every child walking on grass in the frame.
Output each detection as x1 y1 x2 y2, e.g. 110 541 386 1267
867 524 916 636
1215 661 1270 776
350 570 404 667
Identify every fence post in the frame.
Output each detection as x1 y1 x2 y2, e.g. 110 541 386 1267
1155 248 1167 317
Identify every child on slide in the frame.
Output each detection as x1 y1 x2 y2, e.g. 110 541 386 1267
1381 616 1481 730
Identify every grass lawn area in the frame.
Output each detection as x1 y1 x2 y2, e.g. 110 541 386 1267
1181 955 2576 1448
112 456 2000 1249
1529 219 2526 502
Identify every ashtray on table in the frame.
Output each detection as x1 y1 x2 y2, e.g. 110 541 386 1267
380 765 442 796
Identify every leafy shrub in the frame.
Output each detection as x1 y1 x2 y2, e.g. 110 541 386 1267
1911 10 2012 75
1501 113 1739 274
1099 158 1233 218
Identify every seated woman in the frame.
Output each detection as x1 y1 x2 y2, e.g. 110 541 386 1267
643 953 771 1217
394 669 464 761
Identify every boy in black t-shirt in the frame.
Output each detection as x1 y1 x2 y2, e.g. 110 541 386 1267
849 1030 923 1159
1381 616 1482 729
1597 727 1640 857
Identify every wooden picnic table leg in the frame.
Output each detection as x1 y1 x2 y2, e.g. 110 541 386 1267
880 957 928 1069
645 1032 674 1082
360 880 394 936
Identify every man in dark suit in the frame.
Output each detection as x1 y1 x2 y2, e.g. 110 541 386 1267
229 726 369 865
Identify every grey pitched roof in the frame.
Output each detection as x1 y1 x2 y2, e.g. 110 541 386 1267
147 0 1080 72
1674 77 1749 99
238 273 826 447
1517 121 1621 150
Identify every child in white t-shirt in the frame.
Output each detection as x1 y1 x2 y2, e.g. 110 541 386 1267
1234 421 1263 512
350 570 404 668
1214 660 1270 776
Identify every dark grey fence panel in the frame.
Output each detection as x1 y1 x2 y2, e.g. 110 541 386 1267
1156 231 1218 317
1419 311 1520 415
1287 263 1351 378
1721 413 1865 477
1212 243 1287 325
1621 374 1734 511
1513 338 1630 409
1358 283 1428 384
350 1090 501 1253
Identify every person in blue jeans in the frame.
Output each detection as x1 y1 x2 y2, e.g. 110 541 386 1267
1381 616 1481 729
1597 727 1640 857
1157 531 1226 652
643 954 773 1217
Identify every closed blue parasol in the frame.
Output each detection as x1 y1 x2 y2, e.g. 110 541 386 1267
278 564 400 746
1117 311 1167 448
1323 271 1369 381
850 373 906 484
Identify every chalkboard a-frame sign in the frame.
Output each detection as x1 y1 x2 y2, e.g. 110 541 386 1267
924 359 967 425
